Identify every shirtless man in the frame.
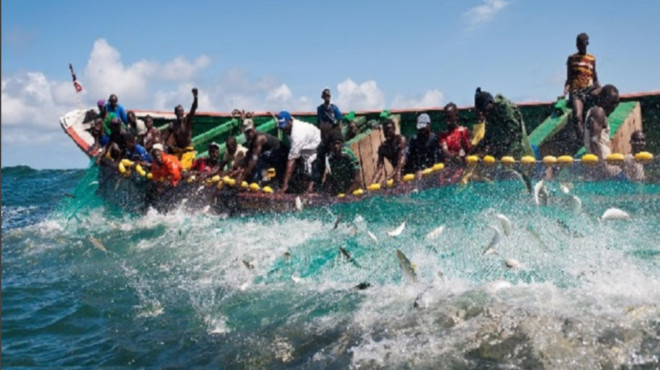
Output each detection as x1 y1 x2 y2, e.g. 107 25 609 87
584 85 622 178
372 119 406 184
236 118 287 185
142 115 161 152
163 87 198 170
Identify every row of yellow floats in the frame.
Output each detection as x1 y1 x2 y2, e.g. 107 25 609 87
465 151 654 166
116 151 654 198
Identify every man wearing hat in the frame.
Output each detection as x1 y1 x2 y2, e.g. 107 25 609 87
403 113 441 176
277 111 321 194
473 87 533 159
324 130 361 195
190 142 222 179
150 143 183 186
236 116 286 185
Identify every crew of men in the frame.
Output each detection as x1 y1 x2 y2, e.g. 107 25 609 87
90 32 647 191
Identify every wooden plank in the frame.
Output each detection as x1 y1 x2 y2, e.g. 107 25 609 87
357 132 375 188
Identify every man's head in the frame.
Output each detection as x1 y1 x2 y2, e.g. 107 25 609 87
277 111 292 135
208 142 220 161
576 33 589 54
599 84 620 115
151 143 164 164
475 87 494 117
174 104 185 120
108 94 118 108
327 130 344 156
630 131 646 154
444 102 459 128
321 88 331 104
382 118 396 141
91 118 104 136
416 113 431 137
123 132 137 150
145 115 154 129
243 118 256 140
127 111 136 124
226 136 238 155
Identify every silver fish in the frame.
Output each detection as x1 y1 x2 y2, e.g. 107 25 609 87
87 235 108 253
387 221 406 237
601 207 630 220
424 225 445 240
396 249 417 283
483 226 502 255
534 180 549 206
494 214 512 236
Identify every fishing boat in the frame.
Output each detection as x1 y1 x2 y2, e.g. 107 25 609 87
59 91 660 214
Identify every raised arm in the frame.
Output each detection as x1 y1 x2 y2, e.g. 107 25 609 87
188 88 198 122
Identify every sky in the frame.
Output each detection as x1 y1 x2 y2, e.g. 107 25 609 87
2 0 659 169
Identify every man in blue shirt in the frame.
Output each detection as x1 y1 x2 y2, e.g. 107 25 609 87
105 94 129 124
123 132 151 164
317 88 342 127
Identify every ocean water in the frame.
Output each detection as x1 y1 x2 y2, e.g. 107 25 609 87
2 163 660 368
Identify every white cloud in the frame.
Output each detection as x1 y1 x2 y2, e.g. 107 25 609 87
334 79 385 111
391 89 445 109
160 55 210 81
464 0 509 30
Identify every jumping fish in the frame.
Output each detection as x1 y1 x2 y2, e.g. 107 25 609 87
601 207 630 220
534 180 549 206
425 225 445 240
483 226 502 255
242 260 255 269
367 230 379 243
387 221 406 237
494 214 512 236
559 183 571 194
291 274 301 283
504 258 522 269
87 235 108 253
395 249 418 283
295 196 303 212
332 214 343 230
571 195 582 212
339 246 361 268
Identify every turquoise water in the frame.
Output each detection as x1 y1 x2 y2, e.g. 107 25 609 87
2 164 660 368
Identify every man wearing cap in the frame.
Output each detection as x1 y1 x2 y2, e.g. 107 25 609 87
562 33 601 152
473 87 533 159
237 117 287 185
324 130 361 195
403 113 441 176
163 88 199 170
278 111 322 194
191 142 222 179
218 136 247 177
372 118 407 185
150 143 183 186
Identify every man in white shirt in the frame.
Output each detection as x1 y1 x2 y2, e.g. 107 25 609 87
277 111 321 194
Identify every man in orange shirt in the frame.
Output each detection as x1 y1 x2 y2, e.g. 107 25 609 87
150 143 183 186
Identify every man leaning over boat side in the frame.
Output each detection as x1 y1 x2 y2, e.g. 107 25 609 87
123 132 152 165
562 32 601 154
439 102 471 164
218 136 247 178
141 115 162 152
623 130 646 181
278 111 322 194
583 84 623 179
96 118 126 164
163 87 199 170
403 113 441 178
236 118 287 186
127 111 147 144
190 142 222 180
472 87 533 159
150 143 184 186
323 130 361 195
372 118 406 185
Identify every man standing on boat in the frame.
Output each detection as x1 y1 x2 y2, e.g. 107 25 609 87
403 113 441 177
473 87 533 159
317 88 342 128
163 87 198 170
150 143 183 186
105 94 129 124
237 118 287 185
562 33 601 153
278 111 321 194
439 102 471 164
372 118 406 185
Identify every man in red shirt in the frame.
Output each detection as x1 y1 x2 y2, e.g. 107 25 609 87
439 102 471 163
150 143 183 186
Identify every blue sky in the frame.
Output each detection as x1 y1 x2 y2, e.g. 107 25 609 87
2 0 659 169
